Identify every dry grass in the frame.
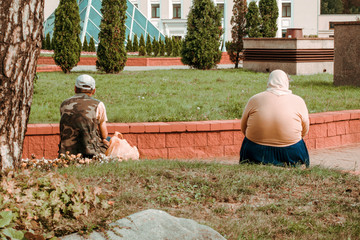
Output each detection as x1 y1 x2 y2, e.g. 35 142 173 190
58 159 360 239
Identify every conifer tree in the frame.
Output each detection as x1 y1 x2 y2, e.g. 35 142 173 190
133 34 139 52
45 33 51 50
126 35 133 52
321 0 344 14
51 36 55 50
139 34 145 48
41 37 46 50
89 37 96 52
153 38 159 57
82 37 88 52
146 34 153 56
246 1 262 37
53 0 81 73
227 0 247 68
259 0 278 37
96 0 127 73
165 36 172 56
159 39 165 56
172 38 180 57
181 0 222 69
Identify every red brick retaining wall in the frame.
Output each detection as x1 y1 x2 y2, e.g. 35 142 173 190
36 52 233 72
22 110 360 160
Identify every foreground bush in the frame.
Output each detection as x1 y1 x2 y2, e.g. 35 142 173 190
0 168 110 238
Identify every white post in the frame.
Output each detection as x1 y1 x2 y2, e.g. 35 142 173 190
80 0 92 43
222 0 227 52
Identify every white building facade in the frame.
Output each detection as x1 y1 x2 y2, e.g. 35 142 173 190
129 0 234 42
44 0 360 41
129 0 360 39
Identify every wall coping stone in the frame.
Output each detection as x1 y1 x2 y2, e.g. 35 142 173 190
26 110 360 136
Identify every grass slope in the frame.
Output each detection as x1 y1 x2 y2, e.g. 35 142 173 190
59 160 360 239
31 70 360 123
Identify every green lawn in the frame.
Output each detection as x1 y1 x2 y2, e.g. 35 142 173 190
30 69 360 123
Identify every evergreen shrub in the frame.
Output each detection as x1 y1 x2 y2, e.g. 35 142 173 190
228 0 247 68
246 1 262 37
126 35 133 52
139 46 146 56
82 38 88 52
96 0 127 73
153 38 159 57
53 0 81 73
89 37 96 52
181 0 222 69
146 34 153 56
259 0 278 37
159 39 165 56
133 34 139 52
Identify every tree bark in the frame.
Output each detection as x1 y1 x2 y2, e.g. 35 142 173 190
0 0 44 170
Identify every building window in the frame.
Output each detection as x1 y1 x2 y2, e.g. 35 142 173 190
173 4 181 19
151 4 160 18
282 3 291 17
282 29 287 38
329 22 335 29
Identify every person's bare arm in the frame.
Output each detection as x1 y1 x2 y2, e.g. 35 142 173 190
99 121 109 146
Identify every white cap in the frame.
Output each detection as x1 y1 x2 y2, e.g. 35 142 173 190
75 74 95 90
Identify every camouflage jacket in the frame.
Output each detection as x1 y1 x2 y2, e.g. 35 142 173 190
58 93 108 157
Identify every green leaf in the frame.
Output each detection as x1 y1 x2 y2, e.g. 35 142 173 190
0 211 13 228
2 228 24 240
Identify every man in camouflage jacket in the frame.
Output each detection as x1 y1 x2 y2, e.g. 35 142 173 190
59 75 109 158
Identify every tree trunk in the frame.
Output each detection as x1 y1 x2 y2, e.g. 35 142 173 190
0 0 44 170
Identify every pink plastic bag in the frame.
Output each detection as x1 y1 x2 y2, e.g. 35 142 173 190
105 132 140 160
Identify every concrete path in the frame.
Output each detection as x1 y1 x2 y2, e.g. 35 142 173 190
310 143 360 172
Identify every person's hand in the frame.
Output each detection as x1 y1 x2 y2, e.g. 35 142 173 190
103 139 110 146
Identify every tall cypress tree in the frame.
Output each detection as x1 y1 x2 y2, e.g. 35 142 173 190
82 37 89 52
246 1 262 38
146 34 153 56
53 0 81 73
159 39 165 56
138 34 146 56
259 0 278 37
172 38 180 57
96 0 127 73
89 37 96 52
139 34 145 49
227 0 247 68
153 38 160 56
181 0 222 69
165 36 172 56
126 35 133 52
45 33 51 50
133 34 139 52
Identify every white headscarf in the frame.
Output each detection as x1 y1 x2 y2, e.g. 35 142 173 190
266 69 292 96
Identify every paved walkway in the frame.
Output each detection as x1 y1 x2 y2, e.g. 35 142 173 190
310 143 360 172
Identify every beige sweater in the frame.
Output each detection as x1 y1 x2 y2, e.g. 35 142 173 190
241 91 309 147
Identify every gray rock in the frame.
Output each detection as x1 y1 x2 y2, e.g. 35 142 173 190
61 209 226 240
